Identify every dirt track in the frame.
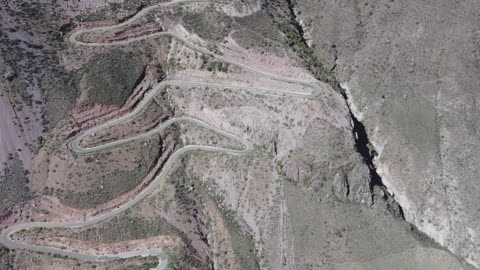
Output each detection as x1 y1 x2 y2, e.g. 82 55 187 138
0 1 330 269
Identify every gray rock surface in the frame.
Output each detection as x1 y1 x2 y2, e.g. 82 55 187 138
295 0 480 267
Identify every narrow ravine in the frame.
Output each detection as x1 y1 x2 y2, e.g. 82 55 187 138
283 0 405 214
281 5 479 268
338 91 380 189
285 0 306 44
339 88 403 216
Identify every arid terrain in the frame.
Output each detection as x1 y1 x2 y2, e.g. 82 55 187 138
0 0 478 269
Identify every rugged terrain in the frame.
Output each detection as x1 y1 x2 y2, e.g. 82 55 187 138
0 0 477 269
293 0 480 267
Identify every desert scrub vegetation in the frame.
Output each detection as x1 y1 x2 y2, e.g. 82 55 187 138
263 0 338 86
32 161 209 269
1 246 157 270
164 245 209 270
60 214 178 244
207 61 229 73
75 0 156 22
162 161 218 269
205 189 260 270
81 99 170 148
193 53 230 73
179 121 244 150
232 10 287 56
0 154 31 213
234 10 283 43
0 1 80 129
78 49 145 107
0 244 10 255
55 138 161 209
17 2 40 18
275 159 292 182
0 244 15 270
181 7 233 42
279 21 334 83
180 156 259 270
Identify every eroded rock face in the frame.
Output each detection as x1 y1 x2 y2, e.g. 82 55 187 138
294 0 480 267
332 162 371 203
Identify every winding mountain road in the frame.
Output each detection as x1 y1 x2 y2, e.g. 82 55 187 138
0 1 324 269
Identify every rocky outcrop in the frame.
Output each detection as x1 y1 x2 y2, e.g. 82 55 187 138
294 0 480 267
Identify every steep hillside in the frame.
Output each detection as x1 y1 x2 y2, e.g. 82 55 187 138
0 0 477 269
293 0 480 267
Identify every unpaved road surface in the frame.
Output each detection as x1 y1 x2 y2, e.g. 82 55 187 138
0 1 326 269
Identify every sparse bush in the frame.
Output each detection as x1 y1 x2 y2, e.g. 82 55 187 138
57 138 160 209
79 50 145 106
182 9 233 41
